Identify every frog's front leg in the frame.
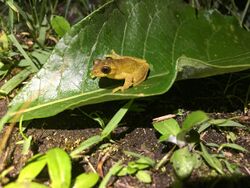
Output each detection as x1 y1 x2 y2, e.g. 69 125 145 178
112 76 133 93
105 50 121 60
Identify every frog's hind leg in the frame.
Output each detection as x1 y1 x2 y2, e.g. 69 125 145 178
133 74 147 86
132 66 149 86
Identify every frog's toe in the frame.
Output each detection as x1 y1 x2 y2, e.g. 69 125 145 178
112 86 122 93
112 87 121 93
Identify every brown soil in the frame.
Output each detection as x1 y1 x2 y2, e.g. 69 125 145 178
0 73 250 188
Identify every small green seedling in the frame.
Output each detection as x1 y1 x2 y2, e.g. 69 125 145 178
100 151 155 185
153 111 208 147
153 111 208 178
4 148 99 188
99 161 123 188
153 110 248 179
15 115 32 155
117 151 155 183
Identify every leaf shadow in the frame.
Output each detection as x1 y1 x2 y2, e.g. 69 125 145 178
98 77 123 89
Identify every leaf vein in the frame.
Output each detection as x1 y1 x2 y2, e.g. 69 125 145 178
121 22 128 55
143 15 153 59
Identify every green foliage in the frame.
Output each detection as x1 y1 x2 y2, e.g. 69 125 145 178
116 151 154 184
70 100 133 158
0 68 31 96
70 135 103 158
200 143 224 175
209 119 246 128
0 0 249 186
47 148 71 188
0 31 34 95
0 62 9 80
4 0 58 45
0 1 81 97
8 34 38 71
217 143 249 153
198 118 245 133
51 16 71 37
153 118 181 142
0 0 83 99
16 116 32 155
153 110 208 146
99 161 123 188
101 100 133 138
153 110 248 179
1 71 132 188
73 173 99 188
0 31 9 52
222 159 239 174
135 170 152 183
5 182 49 188
0 31 50 97
5 0 250 121
5 148 99 188
123 151 155 166
170 147 198 179
181 111 209 132
17 154 47 182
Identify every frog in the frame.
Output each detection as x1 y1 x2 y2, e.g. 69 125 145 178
91 50 149 93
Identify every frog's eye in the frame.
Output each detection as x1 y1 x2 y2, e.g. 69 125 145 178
105 57 112 60
101 66 111 74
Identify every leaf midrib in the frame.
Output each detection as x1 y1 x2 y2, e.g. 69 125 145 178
10 72 169 115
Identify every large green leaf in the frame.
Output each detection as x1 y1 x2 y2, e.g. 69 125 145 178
8 0 250 121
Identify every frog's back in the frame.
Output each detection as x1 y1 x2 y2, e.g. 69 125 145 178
113 58 148 73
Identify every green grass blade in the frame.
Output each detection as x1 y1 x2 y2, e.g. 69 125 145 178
70 135 103 158
8 34 38 72
0 68 31 95
212 119 245 128
99 161 122 188
218 143 249 153
101 100 133 139
6 0 15 31
200 143 224 175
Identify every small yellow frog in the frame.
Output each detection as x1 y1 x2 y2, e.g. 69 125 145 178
91 50 149 93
